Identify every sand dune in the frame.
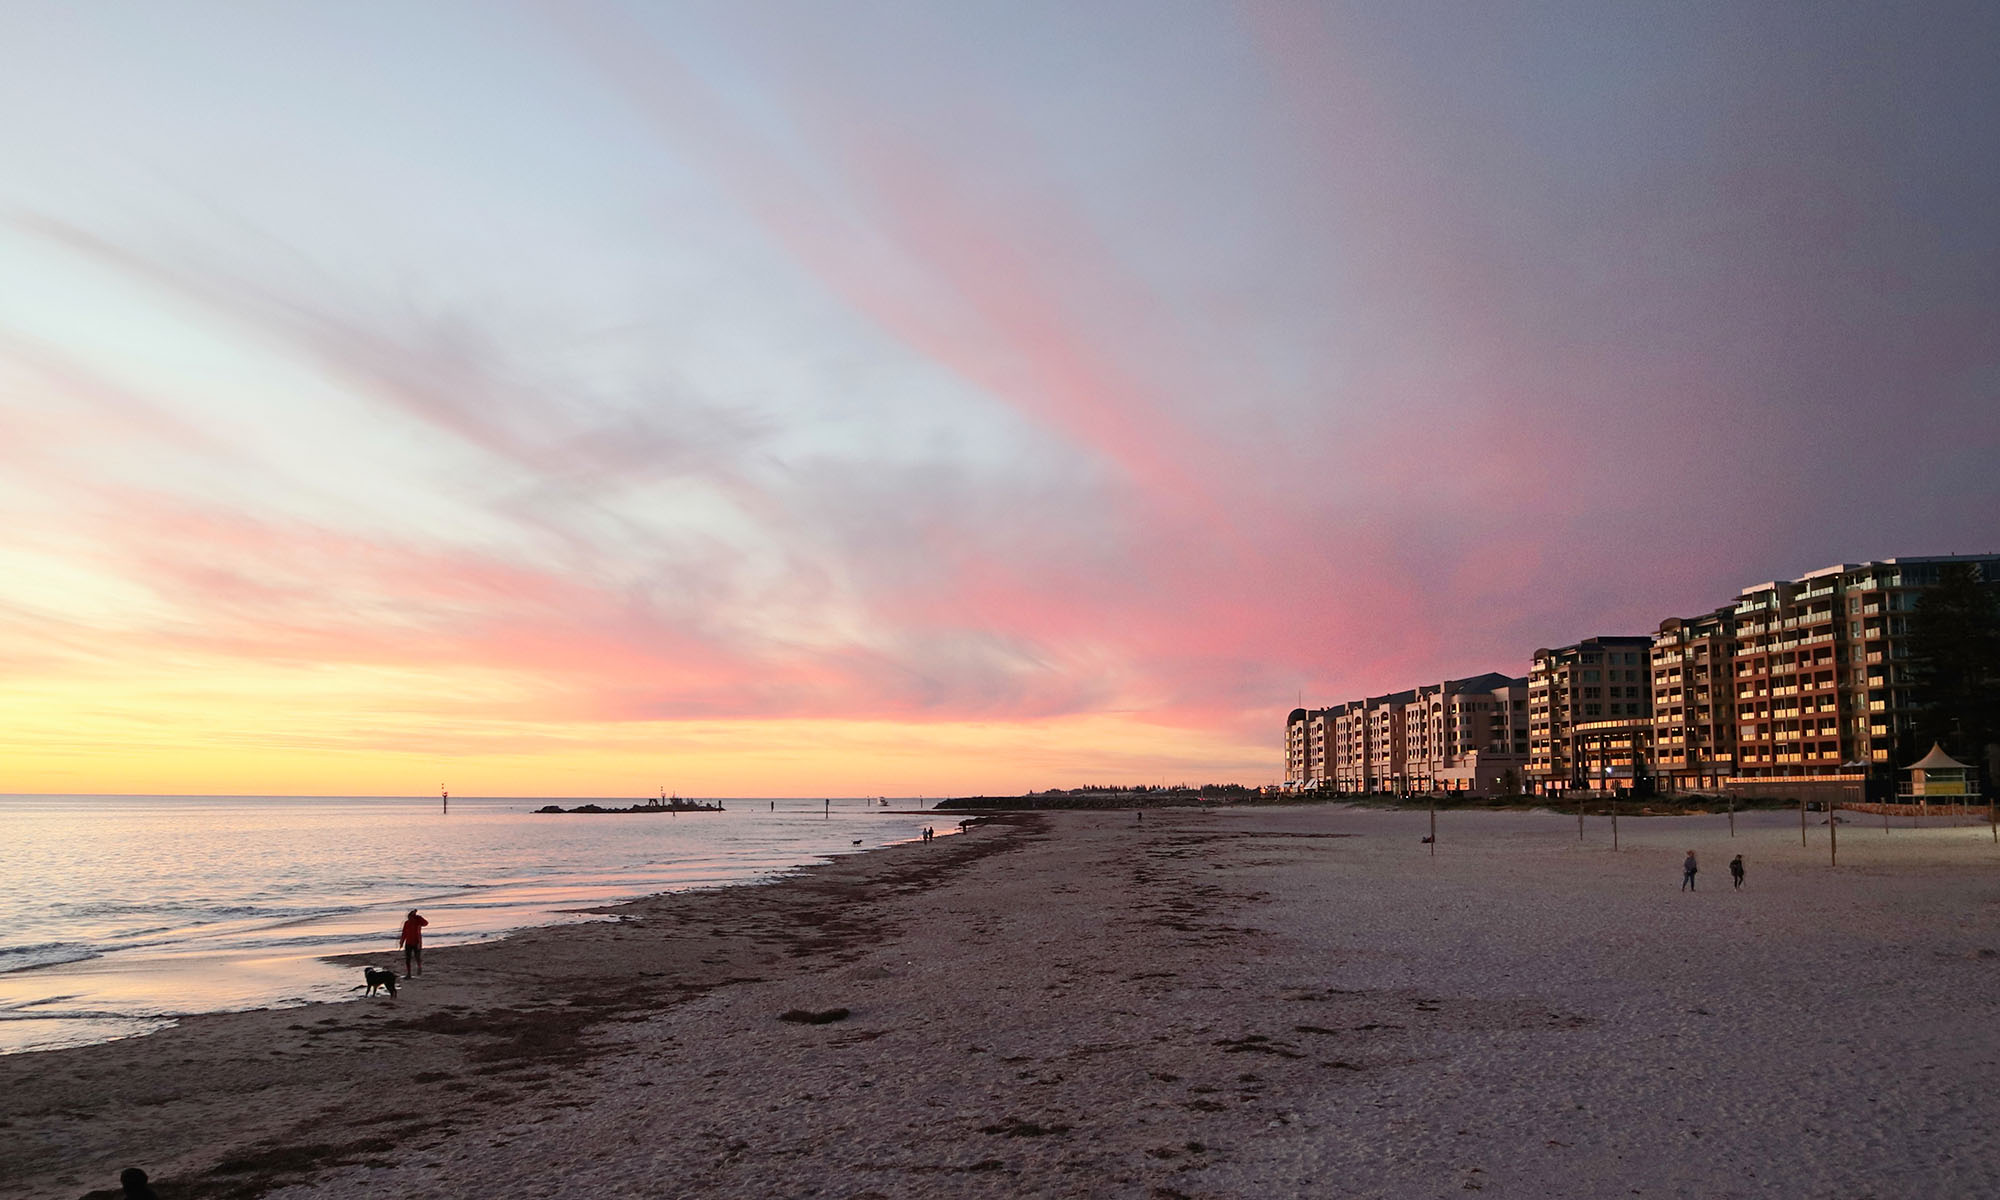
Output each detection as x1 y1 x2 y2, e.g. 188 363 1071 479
6 805 1998 1199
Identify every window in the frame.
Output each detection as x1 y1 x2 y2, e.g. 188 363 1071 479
1583 670 1600 682
1583 687 1601 699
1585 704 1602 717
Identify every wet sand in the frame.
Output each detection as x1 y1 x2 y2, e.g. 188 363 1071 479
6 805 1999 1199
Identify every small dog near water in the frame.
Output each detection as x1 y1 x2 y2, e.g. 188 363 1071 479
360 966 399 998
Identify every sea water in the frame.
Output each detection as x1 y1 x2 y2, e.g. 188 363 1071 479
0 795 944 1054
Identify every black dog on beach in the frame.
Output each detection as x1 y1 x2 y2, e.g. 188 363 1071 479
361 966 399 998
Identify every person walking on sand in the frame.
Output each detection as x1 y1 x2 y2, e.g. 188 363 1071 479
1681 850 1698 892
1730 854 1745 889
399 909 429 978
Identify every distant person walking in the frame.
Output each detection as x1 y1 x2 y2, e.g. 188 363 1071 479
1729 854 1745 889
1681 850 1698 892
399 909 429 978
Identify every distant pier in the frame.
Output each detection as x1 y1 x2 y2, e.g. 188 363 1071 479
535 798 725 814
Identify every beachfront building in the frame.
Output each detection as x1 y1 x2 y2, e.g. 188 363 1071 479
1366 691 1415 792
1527 636 1654 795
1901 743 1980 802
1285 708 1310 787
1285 553 2000 797
1294 678 1525 796
1286 706 1347 789
1727 555 2000 795
1331 700 1372 791
1573 716 1655 793
1404 673 1531 793
1319 692 1411 793
1306 708 1334 785
1651 607 1739 793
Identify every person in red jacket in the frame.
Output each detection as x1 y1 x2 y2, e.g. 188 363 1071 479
399 909 429 978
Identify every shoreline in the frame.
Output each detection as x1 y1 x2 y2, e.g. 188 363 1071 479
1 815 1033 1199
8 805 1999 1199
0 800 946 1058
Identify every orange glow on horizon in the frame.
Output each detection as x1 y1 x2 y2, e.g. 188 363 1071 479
0 656 1277 796
1 707 1278 798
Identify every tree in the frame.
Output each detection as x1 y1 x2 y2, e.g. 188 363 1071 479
1905 564 2000 781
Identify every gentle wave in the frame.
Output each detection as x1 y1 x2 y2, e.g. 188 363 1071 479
55 900 360 921
0 1008 173 1022
0 942 102 974
0 794 936 1054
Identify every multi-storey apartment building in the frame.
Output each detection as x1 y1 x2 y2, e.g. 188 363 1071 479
1285 705 1348 789
1332 700 1371 791
1651 607 1739 792
1730 575 1841 781
1572 717 1654 792
1285 707 1312 787
1527 636 1653 794
1292 678 1523 795
1307 708 1335 784
1404 673 1530 793
1729 555 2000 786
1365 690 1415 792
1287 554 1998 795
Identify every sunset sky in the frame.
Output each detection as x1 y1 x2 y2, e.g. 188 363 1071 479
3 3 1996 796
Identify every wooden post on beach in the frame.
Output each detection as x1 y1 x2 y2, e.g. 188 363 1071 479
1610 792 1618 851
1429 794 1436 857
1577 791 1584 841
1727 792 1734 838
1799 796 1807 847
824 798 830 819
1829 801 1838 866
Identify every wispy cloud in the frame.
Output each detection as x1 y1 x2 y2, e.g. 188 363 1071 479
1 2 1994 791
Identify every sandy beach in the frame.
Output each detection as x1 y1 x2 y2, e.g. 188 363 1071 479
6 804 1999 1199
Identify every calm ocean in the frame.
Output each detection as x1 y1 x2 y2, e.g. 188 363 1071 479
0 795 942 1054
